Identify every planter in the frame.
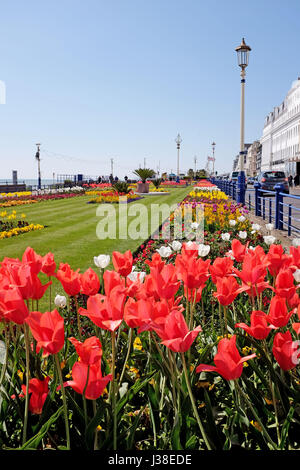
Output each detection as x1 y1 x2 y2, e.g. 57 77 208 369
137 182 150 193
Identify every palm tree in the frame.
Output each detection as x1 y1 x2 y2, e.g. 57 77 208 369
133 168 155 183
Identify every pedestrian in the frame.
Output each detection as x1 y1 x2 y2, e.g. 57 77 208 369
294 174 300 187
288 175 293 187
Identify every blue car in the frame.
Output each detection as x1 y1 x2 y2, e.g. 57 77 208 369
257 171 289 194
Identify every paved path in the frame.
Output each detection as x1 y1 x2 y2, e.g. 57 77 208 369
245 186 300 236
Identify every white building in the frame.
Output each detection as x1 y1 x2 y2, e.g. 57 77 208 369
261 78 300 177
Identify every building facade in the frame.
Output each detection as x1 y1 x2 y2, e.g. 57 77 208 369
245 140 261 177
260 78 300 177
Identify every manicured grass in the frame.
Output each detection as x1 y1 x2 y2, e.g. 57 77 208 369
0 187 191 271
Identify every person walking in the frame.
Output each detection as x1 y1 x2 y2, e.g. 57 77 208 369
289 174 293 188
294 174 300 187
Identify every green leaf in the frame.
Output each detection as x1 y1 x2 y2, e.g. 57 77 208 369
171 413 183 450
19 406 63 450
280 406 294 450
116 371 156 416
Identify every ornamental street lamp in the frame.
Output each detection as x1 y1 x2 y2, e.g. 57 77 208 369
35 143 41 189
235 37 251 204
175 133 182 178
211 141 216 177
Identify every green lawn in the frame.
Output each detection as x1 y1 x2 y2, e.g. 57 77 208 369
0 187 191 271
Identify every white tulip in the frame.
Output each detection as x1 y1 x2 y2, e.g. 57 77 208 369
229 220 237 227
226 249 235 260
127 270 146 283
54 295 67 309
265 223 274 231
156 246 173 258
221 233 231 241
248 246 255 250
198 244 210 257
170 240 182 251
238 216 246 223
238 231 248 240
292 238 300 247
191 222 199 230
251 224 261 232
94 254 110 269
293 269 300 283
263 235 276 245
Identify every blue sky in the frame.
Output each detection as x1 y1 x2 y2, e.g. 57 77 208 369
1 0 300 180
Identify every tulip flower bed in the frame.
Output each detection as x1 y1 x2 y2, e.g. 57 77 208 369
0 239 300 451
87 190 143 204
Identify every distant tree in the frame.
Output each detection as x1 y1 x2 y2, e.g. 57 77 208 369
187 169 194 179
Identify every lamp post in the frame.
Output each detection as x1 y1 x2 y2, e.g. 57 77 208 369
235 38 251 204
211 141 216 177
175 133 182 178
35 143 41 189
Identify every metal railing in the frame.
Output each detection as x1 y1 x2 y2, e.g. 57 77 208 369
211 177 300 236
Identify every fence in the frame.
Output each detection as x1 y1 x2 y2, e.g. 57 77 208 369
211 178 300 237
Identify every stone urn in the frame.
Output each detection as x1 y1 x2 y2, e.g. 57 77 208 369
137 182 150 193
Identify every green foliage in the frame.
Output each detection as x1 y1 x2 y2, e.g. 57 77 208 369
133 168 155 183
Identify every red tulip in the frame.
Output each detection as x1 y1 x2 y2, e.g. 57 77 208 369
0 286 29 324
290 246 300 269
235 310 275 340
230 239 248 263
68 336 103 365
145 253 165 272
80 268 100 296
233 252 271 298
152 309 202 352
22 247 43 275
112 250 133 277
79 285 126 331
213 276 246 306
4 262 35 300
175 255 210 291
210 257 233 284
272 331 300 371
41 252 56 277
275 269 296 299
196 335 256 381
266 296 294 328
26 309 65 355
20 377 50 414
124 297 152 330
266 244 292 277
56 263 81 296
62 361 112 400
103 270 125 295
31 275 52 300
150 264 181 299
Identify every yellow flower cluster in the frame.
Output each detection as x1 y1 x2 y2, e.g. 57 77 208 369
189 189 229 201
0 223 44 239
0 191 32 198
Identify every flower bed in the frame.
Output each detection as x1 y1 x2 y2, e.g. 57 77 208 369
0 209 44 239
87 190 143 204
1 180 300 451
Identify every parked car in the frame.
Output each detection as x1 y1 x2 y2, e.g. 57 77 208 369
247 177 255 185
229 171 247 188
257 171 289 194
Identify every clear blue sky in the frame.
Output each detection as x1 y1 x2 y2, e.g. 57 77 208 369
0 0 300 180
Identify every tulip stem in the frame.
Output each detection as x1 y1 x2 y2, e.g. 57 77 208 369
22 324 30 446
110 331 117 450
83 365 90 426
181 353 212 450
55 353 70 450
118 328 133 391
74 296 82 341
235 380 278 450
0 324 9 389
